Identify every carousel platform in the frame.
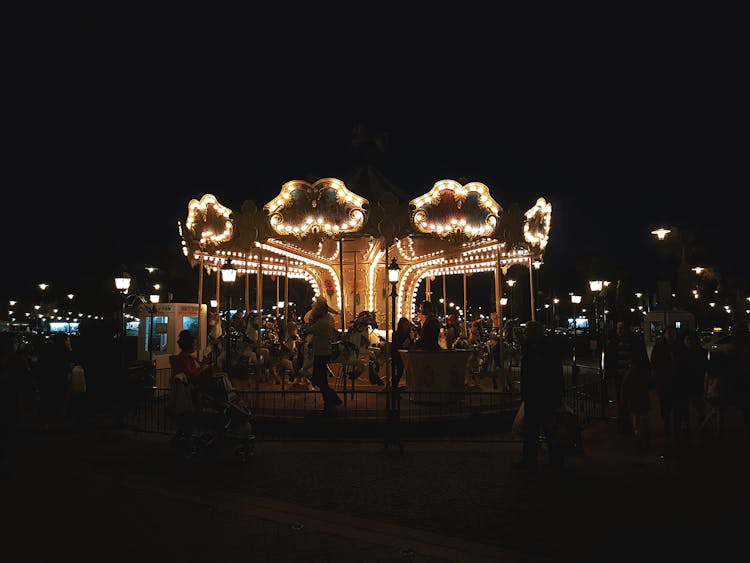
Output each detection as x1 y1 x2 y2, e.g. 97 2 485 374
137 364 522 440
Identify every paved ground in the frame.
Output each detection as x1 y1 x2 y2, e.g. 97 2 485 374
2 394 749 562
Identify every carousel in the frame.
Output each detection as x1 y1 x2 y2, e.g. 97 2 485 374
175 176 552 406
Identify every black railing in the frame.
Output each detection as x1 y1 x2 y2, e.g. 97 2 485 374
124 363 605 442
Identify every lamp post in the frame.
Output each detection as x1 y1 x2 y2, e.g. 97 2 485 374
571 294 582 385
589 280 604 336
506 279 516 321
387 258 401 414
221 258 237 372
115 272 132 368
148 293 159 364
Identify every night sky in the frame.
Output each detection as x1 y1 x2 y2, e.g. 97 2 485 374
6 4 750 312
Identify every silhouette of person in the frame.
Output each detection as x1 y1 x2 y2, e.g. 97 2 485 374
392 317 413 388
307 297 342 415
414 301 440 350
513 321 564 471
604 321 649 433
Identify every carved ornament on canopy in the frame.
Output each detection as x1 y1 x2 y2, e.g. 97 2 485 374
523 197 552 250
409 180 502 239
263 178 369 240
180 194 234 264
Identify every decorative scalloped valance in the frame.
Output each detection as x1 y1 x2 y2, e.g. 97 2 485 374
263 178 369 239
409 180 503 239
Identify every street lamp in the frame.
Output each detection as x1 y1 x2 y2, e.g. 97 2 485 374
500 297 508 321
571 294 582 384
387 258 401 413
651 227 671 240
589 280 606 335
148 294 160 363
506 279 516 320
221 258 237 372
114 272 132 367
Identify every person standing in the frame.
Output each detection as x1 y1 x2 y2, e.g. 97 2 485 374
726 322 750 446
65 338 88 430
392 317 413 389
168 330 211 441
1 333 30 475
651 326 682 447
413 301 440 350
512 321 564 471
604 321 649 433
307 297 342 415
38 333 75 432
619 337 652 448
678 330 708 435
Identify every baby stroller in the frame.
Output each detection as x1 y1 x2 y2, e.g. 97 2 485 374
167 370 256 463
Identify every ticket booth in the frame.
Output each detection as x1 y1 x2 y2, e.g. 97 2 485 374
138 303 207 388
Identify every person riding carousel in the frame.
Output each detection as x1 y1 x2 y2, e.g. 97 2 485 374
305 296 342 415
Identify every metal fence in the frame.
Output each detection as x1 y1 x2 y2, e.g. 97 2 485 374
124 363 606 443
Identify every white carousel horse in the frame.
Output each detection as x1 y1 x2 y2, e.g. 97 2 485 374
330 311 384 385
271 326 302 384
205 312 225 369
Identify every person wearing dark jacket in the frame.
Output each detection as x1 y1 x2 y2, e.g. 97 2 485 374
414 301 440 350
513 321 564 471
604 321 648 433
651 326 683 446
391 317 413 388
38 333 77 431
677 330 708 435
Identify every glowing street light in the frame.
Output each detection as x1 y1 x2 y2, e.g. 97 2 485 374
570 294 582 383
387 257 401 415
651 227 671 240
115 272 132 293
221 259 237 369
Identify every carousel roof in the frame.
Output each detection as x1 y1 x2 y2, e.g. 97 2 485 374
179 177 552 265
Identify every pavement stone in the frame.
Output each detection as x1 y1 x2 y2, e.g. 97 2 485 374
2 392 749 562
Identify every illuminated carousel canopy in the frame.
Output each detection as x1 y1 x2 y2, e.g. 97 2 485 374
180 193 235 263
409 180 502 240
263 178 368 239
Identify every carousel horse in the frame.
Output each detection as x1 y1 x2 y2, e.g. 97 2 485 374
271 322 302 385
205 312 225 369
244 315 271 381
330 310 384 386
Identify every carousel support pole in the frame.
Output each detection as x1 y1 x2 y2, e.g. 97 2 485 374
463 272 468 337
215 263 221 318
442 274 448 322
339 237 350 400
426 276 431 302
494 248 504 389
256 250 263 391
275 275 280 326
197 256 204 360
215 262 221 363
528 257 536 321
284 256 289 331
353 251 358 317
339 237 345 332
245 252 250 318
384 243 391 411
